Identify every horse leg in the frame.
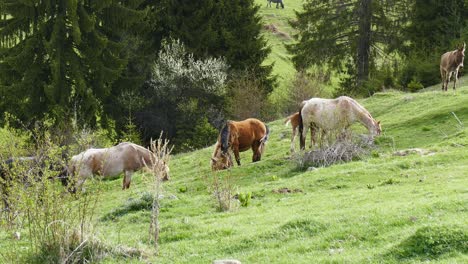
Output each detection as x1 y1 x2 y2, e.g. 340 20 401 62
290 127 297 153
300 125 309 151
446 71 453 92
453 70 459 90
252 142 261 162
233 146 241 166
441 69 446 91
309 125 316 149
123 171 133 189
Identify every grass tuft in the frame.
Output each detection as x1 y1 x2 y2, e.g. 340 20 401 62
388 225 468 260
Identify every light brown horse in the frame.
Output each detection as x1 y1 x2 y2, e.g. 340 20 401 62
440 43 465 91
66 142 169 191
211 118 269 171
299 96 381 150
284 112 318 152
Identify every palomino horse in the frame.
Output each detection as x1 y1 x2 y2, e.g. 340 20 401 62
284 112 317 152
211 118 269 171
65 142 169 191
267 0 284 9
440 43 465 91
299 96 381 150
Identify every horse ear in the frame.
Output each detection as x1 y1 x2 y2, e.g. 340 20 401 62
377 121 381 125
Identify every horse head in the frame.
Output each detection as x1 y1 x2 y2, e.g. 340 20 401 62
211 150 233 171
371 120 382 137
457 42 465 67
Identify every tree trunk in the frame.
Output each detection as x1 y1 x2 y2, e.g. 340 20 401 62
356 0 372 87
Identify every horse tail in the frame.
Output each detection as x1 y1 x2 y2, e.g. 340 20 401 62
299 101 308 150
220 121 231 154
284 114 293 126
259 125 270 154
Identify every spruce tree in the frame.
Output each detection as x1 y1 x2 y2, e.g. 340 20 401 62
289 0 409 94
0 0 147 129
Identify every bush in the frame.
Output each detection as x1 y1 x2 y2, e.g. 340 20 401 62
399 55 440 90
282 70 326 114
407 79 424 92
295 134 375 169
226 74 269 121
149 38 228 151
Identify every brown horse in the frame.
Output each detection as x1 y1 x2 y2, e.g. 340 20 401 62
284 112 317 152
211 118 269 171
440 43 465 91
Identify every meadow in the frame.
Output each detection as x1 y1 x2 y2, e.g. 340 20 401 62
1 1 467 263
2 87 466 263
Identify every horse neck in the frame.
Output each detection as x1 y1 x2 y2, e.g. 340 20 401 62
220 122 231 153
356 111 376 132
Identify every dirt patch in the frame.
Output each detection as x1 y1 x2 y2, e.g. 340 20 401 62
264 24 291 40
272 187 303 194
393 148 435 156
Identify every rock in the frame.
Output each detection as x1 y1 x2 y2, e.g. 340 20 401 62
213 259 241 264
307 167 317 171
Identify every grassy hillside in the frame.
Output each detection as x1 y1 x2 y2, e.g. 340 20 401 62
255 0 306 103
3 87 467 263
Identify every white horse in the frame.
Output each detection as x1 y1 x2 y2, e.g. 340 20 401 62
299 96 381 149
66 142 169 191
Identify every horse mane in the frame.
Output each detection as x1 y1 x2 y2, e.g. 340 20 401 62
298 103 305 149
220 121 231 154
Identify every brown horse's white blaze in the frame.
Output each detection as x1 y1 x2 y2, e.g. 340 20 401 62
285 112 318 152
67 142 169 191
440 43 465 91
211 118 269 171
299 96 381 150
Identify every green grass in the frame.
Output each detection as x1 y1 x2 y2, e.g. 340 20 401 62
2 2 468 262
3 86 467 263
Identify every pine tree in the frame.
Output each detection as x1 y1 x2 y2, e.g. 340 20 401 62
289 0 409 94
0 0 147 129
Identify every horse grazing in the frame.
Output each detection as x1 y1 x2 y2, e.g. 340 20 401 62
299 96 381 150
267 0 284 9
65 142 169 191
211 118 269 171
440 43 465 91
285 112 318 152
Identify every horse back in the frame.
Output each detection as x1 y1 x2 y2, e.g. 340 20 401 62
232 118 267 150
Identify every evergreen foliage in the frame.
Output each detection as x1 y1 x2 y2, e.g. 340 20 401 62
156 0 274 93
289 0 410 94
399 0 468 88
0 0 147 129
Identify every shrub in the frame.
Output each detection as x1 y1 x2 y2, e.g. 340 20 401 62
0 134 104 263
407 79 424 92
209 172 237 212
295 134 374 169
149 38 228 151
226 74 269 121
282 70 326 114
238 192 251 207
